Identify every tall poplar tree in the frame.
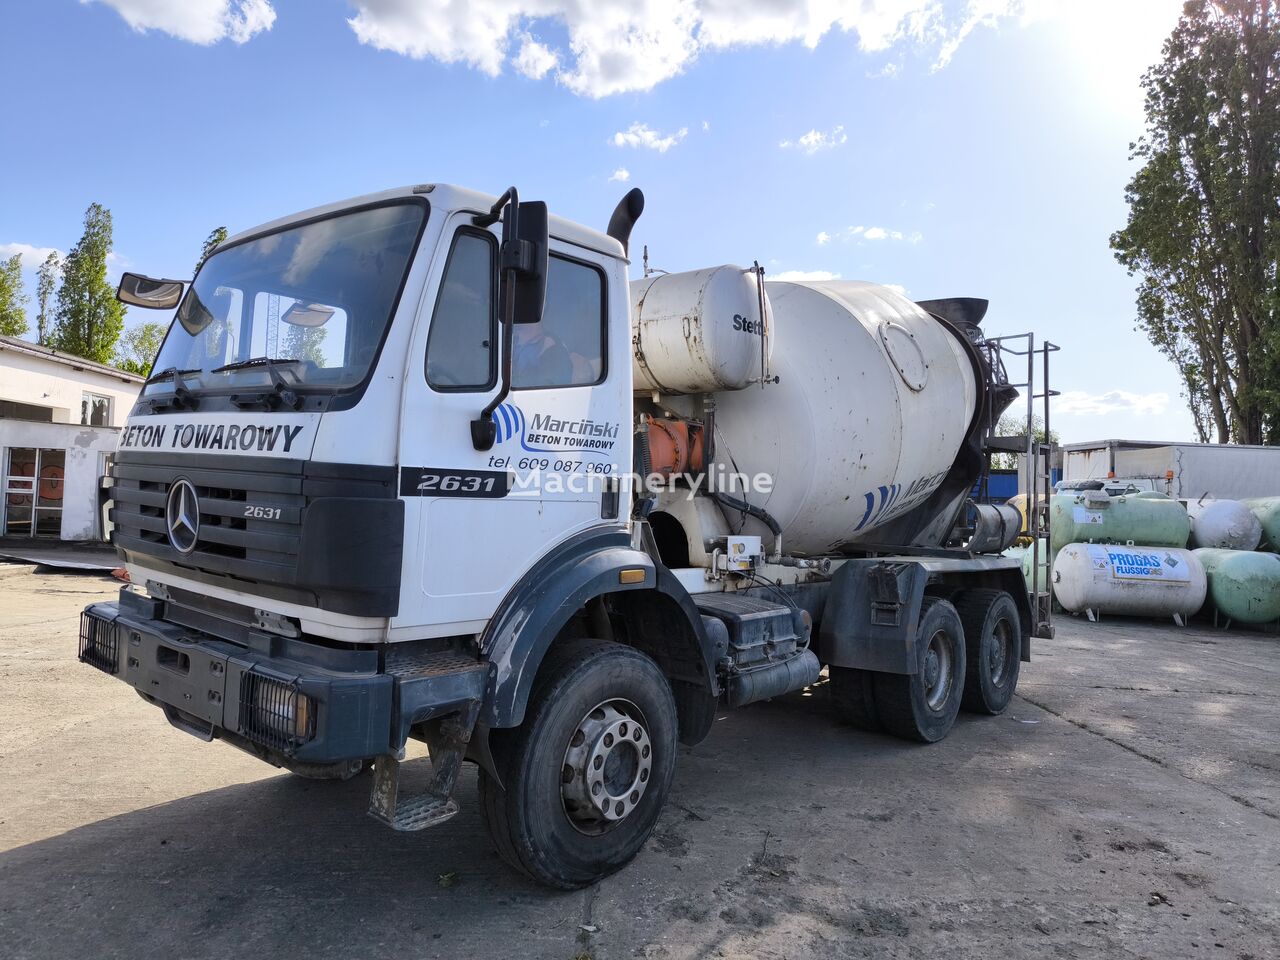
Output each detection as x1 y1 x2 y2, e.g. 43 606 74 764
0 254 29 337
50 203 126 363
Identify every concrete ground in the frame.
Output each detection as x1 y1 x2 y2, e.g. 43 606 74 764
1 564 1277 960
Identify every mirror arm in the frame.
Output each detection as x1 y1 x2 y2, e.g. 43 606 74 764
472 187 521 451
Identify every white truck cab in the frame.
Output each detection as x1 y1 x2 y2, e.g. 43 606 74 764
81 183 1050 888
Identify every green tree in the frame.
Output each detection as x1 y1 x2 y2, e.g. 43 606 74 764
0 254 29 337
115 321 168 376
1111 0 1280 444
36 251 60 345
50 203 126 363
195 226 227 275
283 323 327 365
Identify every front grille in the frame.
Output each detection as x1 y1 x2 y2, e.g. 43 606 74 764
110 461 303 582
238 670 316 755
79 612 119 673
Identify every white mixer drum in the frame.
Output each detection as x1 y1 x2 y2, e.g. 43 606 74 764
630 266 773 394
710 280 979 555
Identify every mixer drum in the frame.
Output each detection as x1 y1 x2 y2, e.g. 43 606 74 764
710 280 979 555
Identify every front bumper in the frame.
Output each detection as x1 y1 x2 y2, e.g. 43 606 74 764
80 591 483 765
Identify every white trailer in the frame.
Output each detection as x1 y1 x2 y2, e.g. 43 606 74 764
1063 439 1280 500
77 184 1049 888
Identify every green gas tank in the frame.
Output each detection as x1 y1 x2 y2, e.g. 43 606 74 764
1049 492 1190 556
1003 538 1050 588
1193 548 1280 624
1242 498 1280 553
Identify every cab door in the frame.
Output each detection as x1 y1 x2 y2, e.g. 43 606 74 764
393 211 630 639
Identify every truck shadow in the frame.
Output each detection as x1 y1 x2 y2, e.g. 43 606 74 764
0 688 876 958
0 762 584 958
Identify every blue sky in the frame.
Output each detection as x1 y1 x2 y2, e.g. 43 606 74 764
0 0 1190 442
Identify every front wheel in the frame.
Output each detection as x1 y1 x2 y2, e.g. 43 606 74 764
479 640 678 889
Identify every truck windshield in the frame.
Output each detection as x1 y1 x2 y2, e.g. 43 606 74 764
148 201 426 397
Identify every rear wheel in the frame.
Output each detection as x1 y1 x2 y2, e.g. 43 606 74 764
956 589 1022 715
478 640 678 889
873 597 966 743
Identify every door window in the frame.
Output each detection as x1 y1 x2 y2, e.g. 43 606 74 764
513 255 606 389
426 230 497 390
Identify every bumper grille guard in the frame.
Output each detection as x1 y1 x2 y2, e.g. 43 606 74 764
79 612 119 674
238 670 316 755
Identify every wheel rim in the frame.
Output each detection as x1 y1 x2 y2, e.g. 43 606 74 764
988 617 1013 686
922 630 954 711
561 698 653 835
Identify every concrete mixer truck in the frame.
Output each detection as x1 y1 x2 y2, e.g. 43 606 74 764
78 184 1052 888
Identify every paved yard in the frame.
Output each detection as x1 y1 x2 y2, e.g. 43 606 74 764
1 565 1277 959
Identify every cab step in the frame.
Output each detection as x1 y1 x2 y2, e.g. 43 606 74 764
368 755 461 831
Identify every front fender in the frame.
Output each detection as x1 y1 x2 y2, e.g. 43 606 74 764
480 530 653 728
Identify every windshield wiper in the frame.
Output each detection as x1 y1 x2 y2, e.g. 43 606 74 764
214 356 304 410
144 366 201 411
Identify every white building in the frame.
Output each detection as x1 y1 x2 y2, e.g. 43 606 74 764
0 335 143 541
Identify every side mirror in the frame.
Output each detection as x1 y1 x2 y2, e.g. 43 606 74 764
471 188 548 451
507 201 548 324
117 272 185 310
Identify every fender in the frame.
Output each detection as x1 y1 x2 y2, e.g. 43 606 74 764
479 528 715 728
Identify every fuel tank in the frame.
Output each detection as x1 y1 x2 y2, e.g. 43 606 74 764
1186 498 1263 551
1052 543 1207 619
1049 492 1190 556
1193 548 1280 624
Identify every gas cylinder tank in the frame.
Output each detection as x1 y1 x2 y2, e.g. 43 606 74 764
1243 497 1280 552
1052 543 1207 619
1049 492 1190 556
630 266 773 394
1186 499 1263 551
707 280 979 555
1193 548 1280 624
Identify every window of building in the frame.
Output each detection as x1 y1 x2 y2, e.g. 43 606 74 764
0 399 55 422
81 393 112 427
426 230 497 390
2 447 64 538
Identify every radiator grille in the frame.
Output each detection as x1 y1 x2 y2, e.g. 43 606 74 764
110 461 302 583
238 671 316 754
79 612 119 674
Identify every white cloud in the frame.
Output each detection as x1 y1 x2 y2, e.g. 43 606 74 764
820 224 922 244
1056 390 1170 416
343 0 1027 98
513 33 558 79
611 122 687 153
702 119 711 131
779 125 847 154
815 231 830 245
771 269 840 282
83 0 275 44
0 243 62 267
609 167 631 182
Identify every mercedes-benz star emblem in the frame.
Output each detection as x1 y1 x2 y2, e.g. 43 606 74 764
165 478 200 554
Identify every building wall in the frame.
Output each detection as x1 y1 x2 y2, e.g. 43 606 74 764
1 420 120 540
0 348 140 427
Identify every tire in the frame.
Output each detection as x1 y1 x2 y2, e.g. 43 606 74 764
829 666 882 731
956 589 1022 715
873 597 966 743
478 639 678 889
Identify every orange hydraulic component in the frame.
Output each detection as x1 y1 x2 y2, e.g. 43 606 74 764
647 419 705 477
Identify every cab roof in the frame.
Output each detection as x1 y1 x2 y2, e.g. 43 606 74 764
222 183 627 261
